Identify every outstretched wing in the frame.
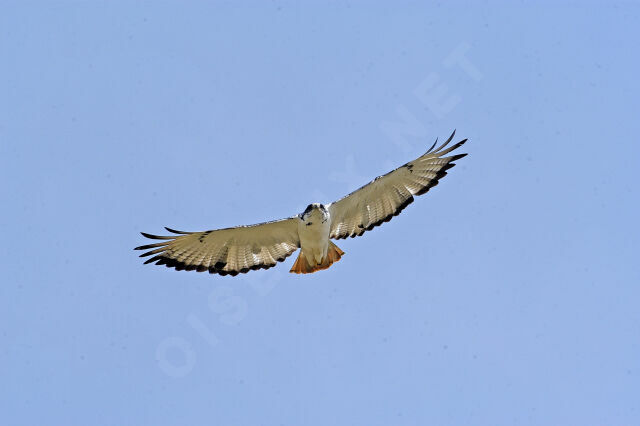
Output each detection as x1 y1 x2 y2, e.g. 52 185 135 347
328 131 467 240
134 217 300 276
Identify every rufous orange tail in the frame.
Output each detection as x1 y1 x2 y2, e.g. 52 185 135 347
290 241 345 274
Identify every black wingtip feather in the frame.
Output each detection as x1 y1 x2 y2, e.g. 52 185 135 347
134 241 169 251
426 137 439 154
140 232 175 240
139 246 168 258
446 139 468 153
449 153 468 162
165 227 190 234
432 130 457 153
144 255 164 264
447 129 456 143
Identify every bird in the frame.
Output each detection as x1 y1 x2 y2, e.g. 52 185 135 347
135 131 467 276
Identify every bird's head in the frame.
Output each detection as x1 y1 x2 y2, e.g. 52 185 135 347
301 203 327 221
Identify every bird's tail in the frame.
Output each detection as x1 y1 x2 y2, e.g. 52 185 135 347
290 241 345 274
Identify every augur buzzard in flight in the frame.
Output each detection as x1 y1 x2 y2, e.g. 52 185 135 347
135 131 467 276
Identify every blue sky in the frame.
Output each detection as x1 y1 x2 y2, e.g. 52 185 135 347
1 1 639 425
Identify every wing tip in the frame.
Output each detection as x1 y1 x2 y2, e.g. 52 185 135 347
426 137 439 154
165 227 190 234
426 130 460 155
450 152 468 162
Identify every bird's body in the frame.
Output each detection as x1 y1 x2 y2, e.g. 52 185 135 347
135 131 468 276
297 204 331 266
291 203 345 273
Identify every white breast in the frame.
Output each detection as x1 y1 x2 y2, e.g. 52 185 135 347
298 209 331 265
